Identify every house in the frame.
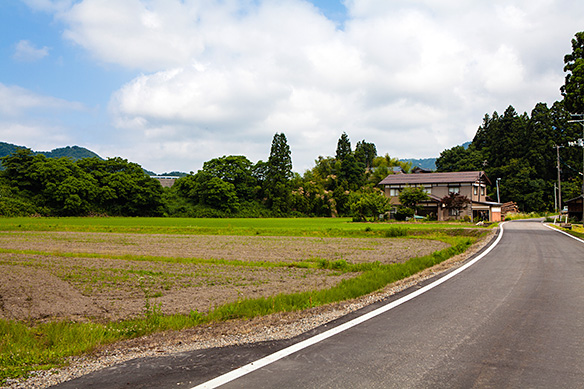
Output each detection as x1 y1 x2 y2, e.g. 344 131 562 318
565 195 583 221
378 170 502 222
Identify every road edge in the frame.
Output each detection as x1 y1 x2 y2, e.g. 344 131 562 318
191 223 506 389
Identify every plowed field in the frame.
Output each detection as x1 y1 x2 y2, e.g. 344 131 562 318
0 231 448 322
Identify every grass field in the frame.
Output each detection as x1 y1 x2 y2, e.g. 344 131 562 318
0 217 492 384
0 217 489 236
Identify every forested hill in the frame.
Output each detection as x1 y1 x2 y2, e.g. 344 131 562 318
400 158 436 171
0 142 102 162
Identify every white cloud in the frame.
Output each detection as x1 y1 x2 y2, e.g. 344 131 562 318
0 83 85 116
12 40 50 62
20 0 584 172
0 122 74 151
0 83 90 155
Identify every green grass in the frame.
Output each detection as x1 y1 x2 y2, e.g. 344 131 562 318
0 217 489 238
504 212 551 220
549 223 584 239
0 217 488 384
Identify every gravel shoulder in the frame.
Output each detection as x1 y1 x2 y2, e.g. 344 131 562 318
2 229 495 389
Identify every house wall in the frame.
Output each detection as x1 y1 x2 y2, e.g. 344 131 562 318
151 176 178 188
384 183 483 204
567 197 583 221
491 207 502 222
437 201 472 221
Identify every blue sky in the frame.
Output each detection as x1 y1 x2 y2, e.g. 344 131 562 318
1 0 583 174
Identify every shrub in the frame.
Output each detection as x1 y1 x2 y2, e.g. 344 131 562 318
384 226 408 237
0 197 37 216
394 206 414 221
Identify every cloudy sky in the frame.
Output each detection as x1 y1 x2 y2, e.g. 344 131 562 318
1 0 582 174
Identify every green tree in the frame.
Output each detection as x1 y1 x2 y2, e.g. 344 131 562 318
473 106 528 170
340 153 364 190
1 148 41 195
561 31 584 114
77 157 164 216
368 154 412 185
398 186 429 216
350 189 390 222
335 132 352 162
334 133 363 190
354 140 377 170
435 145 483 172
291 171 336 217
265 133 293 214
174 171 239 213
202 155 257 201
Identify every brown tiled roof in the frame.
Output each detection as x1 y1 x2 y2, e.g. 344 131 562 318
379 171 490 186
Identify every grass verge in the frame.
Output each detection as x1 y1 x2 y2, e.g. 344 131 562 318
548 223 584 239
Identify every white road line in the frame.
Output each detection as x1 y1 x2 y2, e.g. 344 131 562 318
191 224 506 389
543 223 584 244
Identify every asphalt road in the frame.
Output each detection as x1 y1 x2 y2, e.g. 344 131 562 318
55 220 584 388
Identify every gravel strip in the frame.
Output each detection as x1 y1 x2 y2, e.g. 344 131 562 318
4 230 495 389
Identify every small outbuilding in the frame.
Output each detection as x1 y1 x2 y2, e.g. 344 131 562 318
566 195 583 222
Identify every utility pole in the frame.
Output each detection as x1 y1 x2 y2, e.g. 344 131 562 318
554 182 558 213
567 116 584 223
557 144 562 214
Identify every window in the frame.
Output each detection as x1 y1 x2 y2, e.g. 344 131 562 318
473 186 478 196
389 188 400 197
448 186 460 194
481 186 485 196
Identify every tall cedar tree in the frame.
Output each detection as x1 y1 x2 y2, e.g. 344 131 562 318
355 140 377 170
335 132 352 161
561 31 584 114
265 133 292 214
335 132 364 190
267 133 292 183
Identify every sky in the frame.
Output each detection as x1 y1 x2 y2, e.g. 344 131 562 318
1 0 583 174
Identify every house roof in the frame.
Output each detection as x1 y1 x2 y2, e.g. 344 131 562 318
565 195 584 203
379 171 490 186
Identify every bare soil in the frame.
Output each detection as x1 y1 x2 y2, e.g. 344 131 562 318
0 231 449 322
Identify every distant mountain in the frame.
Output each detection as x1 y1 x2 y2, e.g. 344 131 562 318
38 145 102 160
0 142 27 158
159 171 188 177
0 142 103 170
0 142 102 161
0 142 183 175
400 157 437 171
400 141 472 171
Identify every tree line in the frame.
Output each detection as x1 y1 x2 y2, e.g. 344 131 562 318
0 150 165 217
436 31 584 212
161 132 400 219
0 133 399 219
